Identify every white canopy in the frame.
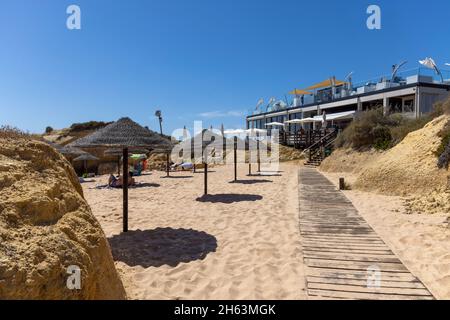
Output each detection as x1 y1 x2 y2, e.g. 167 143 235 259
284 111 355 124
285 118 321 124
246 128 267 134
265 122 285 127
224 129 246 135
312 110 355 121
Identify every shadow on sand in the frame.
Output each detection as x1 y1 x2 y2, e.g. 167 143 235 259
196 194 263 204
229 179 272 185
248 173 282 177
130 182 161 188
161 176 194 179
108 228 217 268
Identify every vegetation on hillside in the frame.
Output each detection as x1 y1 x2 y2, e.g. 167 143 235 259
0 125 30 139
335 98 450 153
69 121 113 132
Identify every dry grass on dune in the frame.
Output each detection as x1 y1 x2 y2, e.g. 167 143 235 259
353 115 450 196
322 114 450 215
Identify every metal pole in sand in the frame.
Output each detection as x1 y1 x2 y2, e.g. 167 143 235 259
123 147 129 233
204 162 208 195
257 133 261 173
234 136 237 182
166 152 170 177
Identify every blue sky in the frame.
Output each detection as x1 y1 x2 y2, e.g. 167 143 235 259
1 0 450 134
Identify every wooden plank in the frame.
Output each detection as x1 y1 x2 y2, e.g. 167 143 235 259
307 276 427 290
305 259 409 272
301 236 385 244
303 251 398 262
308 283 432 297
302 239 388 246
303 247 394 255
307 289 434 300
307 268 419 282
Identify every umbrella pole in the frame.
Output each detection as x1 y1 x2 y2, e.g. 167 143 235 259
166 152 170 177
123 147 129 233
257 136 261 173
84 160 87 175
234 137 237 182
204 162 208 195
249 163 251 176
118 156 121 176
204 150 208 195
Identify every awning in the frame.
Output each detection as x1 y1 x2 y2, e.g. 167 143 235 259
246 128 267 134
285 111 355 124
285 118 321 124
129 154 147 161
312 111 355 121
224 129 246 135
265 122 285 127
306 79 347 90
289 89 312 95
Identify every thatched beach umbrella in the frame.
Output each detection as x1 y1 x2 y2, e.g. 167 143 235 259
178 129 232 195
68 117 173 232
104 148 150 175
45 141 87 157
73 153 99 175
246 129 266 174
224 129 247 182
59 146 88 157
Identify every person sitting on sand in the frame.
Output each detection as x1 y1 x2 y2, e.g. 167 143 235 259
108 174 135 188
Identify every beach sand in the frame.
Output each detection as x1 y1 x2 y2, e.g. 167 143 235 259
322 171 450 300
82 162 306 300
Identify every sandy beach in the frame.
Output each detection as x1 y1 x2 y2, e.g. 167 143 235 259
82 162 306 300
322 171 450 300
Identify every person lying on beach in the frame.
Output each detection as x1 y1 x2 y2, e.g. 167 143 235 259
108 174 136 188
171 162 194 171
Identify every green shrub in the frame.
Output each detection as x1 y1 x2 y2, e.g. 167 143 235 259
45 126 54 134
69 121 112 132
335 108 394 149
436 123 450 169
335 106 439 150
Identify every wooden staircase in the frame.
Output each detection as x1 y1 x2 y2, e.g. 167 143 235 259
304 129 338 167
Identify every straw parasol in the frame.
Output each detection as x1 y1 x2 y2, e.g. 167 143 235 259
178 129 233 195
68 117 174 232
104 148 150 175
45 141 87 156
73 153 99 175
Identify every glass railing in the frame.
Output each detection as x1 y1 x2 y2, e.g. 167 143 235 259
248 68 450 116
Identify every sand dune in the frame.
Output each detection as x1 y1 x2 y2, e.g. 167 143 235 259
82 163 306 300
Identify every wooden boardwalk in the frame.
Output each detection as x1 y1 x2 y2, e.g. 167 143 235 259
298 168 434 300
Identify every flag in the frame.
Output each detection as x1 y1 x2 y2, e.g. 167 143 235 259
419 57 438 70
255 98 264 110
419 57 443 82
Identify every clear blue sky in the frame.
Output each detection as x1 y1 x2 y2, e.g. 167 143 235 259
1 0 449 134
